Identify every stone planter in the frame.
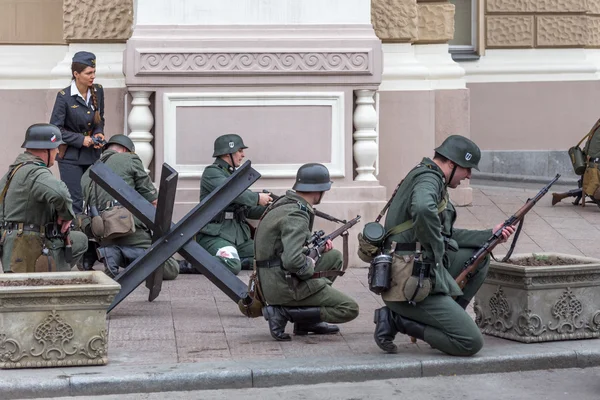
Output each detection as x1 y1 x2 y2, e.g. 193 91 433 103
0 271 120 369
474 253 600 343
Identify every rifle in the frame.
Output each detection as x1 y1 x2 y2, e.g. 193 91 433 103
307 215 361 263
262 190 347 224
455 174 560 289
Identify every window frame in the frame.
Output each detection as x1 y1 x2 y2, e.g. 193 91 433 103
449 0 481 62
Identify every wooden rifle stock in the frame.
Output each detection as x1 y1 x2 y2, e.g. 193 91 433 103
454 174 560 289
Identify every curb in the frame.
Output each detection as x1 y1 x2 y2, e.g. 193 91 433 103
2 346 600 399
472 172 579 185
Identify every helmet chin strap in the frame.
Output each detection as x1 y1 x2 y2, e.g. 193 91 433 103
46 149 51 166
229 153 236 172
446 163 457 188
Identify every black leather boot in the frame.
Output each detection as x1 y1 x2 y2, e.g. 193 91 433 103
263 305 293 341
80 241 98 271
178 260 200 274
288 307 340 336
373 307 426 354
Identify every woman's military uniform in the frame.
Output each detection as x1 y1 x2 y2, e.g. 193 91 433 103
0 125 88 272
374 136 491 357
196 135 265 275
50 51 105 214
80 135 179 280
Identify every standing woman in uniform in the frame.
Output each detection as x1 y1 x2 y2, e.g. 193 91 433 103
50 51 105 214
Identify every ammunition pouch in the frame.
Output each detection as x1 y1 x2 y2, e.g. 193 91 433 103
10 231 44 273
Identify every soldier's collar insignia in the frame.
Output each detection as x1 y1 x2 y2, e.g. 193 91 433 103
71 105 79 108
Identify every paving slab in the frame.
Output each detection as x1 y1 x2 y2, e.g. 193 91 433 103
2 182 600 399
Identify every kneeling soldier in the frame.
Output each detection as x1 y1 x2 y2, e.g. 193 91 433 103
256 163 359 341
0 124 88 272
80 135 179 280
195 134 271 275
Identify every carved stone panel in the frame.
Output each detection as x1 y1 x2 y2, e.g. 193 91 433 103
415 3 455 44
63 0 134 42
537 16 588 47
474 253 600 343
486 16 534 48
371 0 418 42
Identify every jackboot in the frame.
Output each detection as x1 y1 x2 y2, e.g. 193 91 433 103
373 307 426 354
178 260 200 274
81 241 98 271
263 305 293 341
240 258 254 271
287 307 340 336
456 297 470 310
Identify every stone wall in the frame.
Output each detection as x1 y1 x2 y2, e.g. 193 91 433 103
63 0 133 42
486 0 600 48
372 0 455 43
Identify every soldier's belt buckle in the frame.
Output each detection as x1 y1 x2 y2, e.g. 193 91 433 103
224 212 234 220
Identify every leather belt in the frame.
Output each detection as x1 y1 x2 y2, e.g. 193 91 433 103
391 243 418 252
2 222 44 233
256 258 344 279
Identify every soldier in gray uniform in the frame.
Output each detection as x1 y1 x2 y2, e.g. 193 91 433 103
80 135 179 280
0 124 88 273
372 135 515 356
256 163 359 341
50 51 106 214
195 134 272 275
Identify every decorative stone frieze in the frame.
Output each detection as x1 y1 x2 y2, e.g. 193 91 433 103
474 253 600 343
415 3 455 44
371 0 418 42
486 16 534 48
64 0 133 42
137 52 371 75
537 16 588 47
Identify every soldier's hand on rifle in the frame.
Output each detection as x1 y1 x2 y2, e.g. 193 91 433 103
57 217 72 234
493 223 516 244
258 192 272 206
323 239 333 253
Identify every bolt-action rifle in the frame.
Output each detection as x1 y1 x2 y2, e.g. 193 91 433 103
263 190 348 224
455 174 561 289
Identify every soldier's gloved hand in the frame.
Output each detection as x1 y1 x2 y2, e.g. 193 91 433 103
258 192 272 206
296 256 315 280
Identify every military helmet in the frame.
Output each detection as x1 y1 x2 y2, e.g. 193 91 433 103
434 135 481 170
212 134 248 157
293 163 332 192
107 134 135 152
21 123 65 149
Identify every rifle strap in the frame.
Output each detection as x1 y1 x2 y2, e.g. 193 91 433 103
342 231 349 271
312 270 345 279
501 217 525 262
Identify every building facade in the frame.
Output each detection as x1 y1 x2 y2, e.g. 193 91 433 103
1 0 596 264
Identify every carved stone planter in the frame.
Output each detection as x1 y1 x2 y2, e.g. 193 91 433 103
474 253 600 343
0 271 120 369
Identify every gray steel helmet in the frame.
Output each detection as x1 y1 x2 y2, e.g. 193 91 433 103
21 123 65 149
212 134 248 157
293 163 332 192
434 135 481 170
107 134 135 152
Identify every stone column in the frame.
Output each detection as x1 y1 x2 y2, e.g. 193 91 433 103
353 90 378 181
127 91 154 173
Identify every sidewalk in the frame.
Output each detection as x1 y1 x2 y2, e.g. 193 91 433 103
2 183 600 399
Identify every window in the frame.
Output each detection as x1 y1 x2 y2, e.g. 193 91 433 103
449 0 480 61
